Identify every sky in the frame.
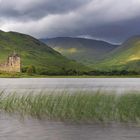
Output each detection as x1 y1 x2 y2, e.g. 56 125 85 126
0 0 140 43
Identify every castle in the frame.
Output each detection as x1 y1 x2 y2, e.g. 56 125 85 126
0 52 21 73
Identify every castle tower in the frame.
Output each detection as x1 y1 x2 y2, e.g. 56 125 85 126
7 52 21 72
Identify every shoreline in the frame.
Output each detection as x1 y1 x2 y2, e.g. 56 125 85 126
1 73 140 78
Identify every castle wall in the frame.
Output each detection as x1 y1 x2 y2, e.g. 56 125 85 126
0 54 21 73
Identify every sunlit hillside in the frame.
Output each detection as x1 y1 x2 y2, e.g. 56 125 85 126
0 31 88 75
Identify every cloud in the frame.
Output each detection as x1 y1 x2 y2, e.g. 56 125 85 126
0 0 89 20
0 0 140 43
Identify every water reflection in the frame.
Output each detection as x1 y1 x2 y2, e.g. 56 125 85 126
0 78 140 94
0 114 140 140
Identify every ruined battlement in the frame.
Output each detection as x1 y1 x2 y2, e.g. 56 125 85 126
0 52 21 73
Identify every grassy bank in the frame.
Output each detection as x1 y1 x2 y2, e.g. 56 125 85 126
1 72 140 78
1 92 140 122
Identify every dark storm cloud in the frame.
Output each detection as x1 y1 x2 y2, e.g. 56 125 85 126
0 0 90 20
87 17 140 43
1 0 140 43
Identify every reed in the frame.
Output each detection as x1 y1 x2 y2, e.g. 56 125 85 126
0 91 140 122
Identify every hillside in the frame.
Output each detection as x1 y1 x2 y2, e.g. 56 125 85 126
0 31 88 75
98 36 140 71
41 37 118 66
41 36 140 72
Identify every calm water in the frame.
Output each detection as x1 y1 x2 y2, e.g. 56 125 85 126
0 78 140 139
0 78 140 93
0 115 140 140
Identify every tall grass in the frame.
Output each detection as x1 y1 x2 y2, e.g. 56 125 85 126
0 91 140 122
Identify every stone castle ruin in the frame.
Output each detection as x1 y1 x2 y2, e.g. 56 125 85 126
0 52 21 73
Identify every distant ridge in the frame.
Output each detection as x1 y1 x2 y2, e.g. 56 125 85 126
41 37 118 66
41 36 140 71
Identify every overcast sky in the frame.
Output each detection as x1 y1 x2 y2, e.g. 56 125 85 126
0 0 140 43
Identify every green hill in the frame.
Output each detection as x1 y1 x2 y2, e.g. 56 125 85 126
41 37 118 66
91 36 140 72
97 36 140 71
41 36 140 72
0 31 88 75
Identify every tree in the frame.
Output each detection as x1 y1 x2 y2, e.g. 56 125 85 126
26 65 36 75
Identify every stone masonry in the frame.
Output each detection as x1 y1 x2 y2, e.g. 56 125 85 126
0 52 21 73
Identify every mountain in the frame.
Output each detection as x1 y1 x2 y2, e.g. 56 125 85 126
98 36 140 71
41 36 140 72
0 31 88 75
41 37 118 66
